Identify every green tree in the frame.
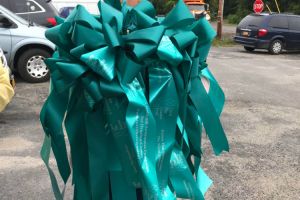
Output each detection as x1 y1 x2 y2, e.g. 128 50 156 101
150 0 176 15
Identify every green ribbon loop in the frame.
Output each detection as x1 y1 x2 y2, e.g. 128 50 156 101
133 9 159 29
81 46 116 81
40 0 229 199
157 36 183 66
161 0 194 29
171 31 198 51
71 23 105 49
99 1 123 33
134 0 156 18
104 0 122 11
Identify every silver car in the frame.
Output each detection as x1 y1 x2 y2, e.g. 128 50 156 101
0 5 55 83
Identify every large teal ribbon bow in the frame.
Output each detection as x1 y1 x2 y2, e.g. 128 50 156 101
40 1 229 199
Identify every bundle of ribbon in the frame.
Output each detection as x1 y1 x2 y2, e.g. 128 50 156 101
40 0 229 199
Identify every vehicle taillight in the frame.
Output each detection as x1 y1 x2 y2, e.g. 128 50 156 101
258 29 268 37
47 17 57 26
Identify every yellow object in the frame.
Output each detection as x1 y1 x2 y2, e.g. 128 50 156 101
274 0 280 13
0 59 14 112
266 4 272 13
184 0 210 20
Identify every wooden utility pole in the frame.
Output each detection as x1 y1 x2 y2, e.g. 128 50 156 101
217 0 224 39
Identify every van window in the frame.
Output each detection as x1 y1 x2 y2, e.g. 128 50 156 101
9 0 45 14
238 15 265 27
269 16 288 29
289 17 300 31
0 14 8 28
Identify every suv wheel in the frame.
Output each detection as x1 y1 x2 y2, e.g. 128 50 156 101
17 48 51 83
269 40 283 55
244 46 255 52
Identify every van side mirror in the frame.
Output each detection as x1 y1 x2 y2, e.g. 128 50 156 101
0 16 13 28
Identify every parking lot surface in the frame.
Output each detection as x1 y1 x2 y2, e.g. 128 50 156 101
0 46 299 200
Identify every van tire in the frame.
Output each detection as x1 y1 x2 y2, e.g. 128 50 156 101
269 40 283 54
17 48 51 83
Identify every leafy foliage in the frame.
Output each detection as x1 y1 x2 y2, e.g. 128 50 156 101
151 0 300 21
150 0 176 15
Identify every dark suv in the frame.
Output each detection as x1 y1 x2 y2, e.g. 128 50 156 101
234 13 300 54
0 0 58 27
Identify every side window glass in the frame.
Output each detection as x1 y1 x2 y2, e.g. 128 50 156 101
0 14 12 28
10 0 45 14
0 14 5 28
269 16 288 29
289 17 300 31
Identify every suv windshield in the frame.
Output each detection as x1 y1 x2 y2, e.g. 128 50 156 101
239 15 265 27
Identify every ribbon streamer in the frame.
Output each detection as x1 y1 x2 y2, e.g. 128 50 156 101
40 0 229 199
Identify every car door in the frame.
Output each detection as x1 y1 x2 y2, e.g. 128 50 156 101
288 16 300 50
268 15 290 48
0 11 12 63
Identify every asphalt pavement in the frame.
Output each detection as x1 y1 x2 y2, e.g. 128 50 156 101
0 46 299 200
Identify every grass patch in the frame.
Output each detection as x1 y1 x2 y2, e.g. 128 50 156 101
213 38 236 47
225 15 241 24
